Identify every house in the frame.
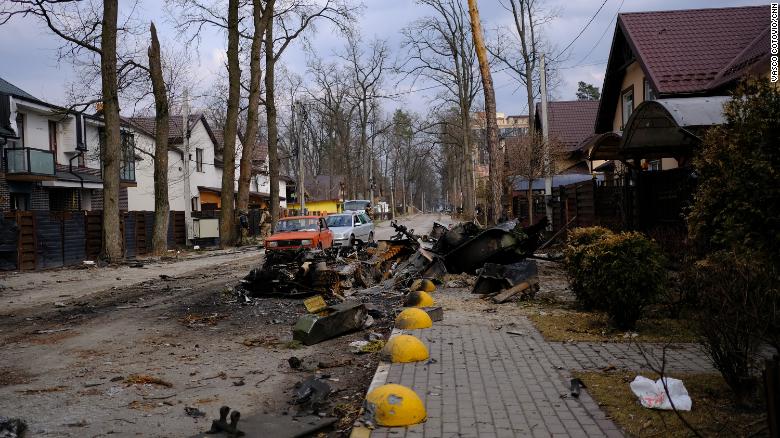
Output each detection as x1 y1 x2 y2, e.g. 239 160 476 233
287 174 345 214
125 115 288 213
584 5 770 230
509 100 599 221
0 77 136 212
471 112 529 192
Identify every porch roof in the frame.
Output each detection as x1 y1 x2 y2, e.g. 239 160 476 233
619 96 727 159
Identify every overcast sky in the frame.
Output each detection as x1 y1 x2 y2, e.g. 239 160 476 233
0 0 761 118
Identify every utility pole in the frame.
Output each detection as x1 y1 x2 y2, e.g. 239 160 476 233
182 88 193 244
540 54 553 230
295 100 306 215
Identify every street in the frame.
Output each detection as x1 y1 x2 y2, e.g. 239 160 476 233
0 216 443 437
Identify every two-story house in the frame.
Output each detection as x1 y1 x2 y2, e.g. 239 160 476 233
125 114 288 213
0 77 135 212
584 5 769 229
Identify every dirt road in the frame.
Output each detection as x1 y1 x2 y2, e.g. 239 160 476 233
0 215 454 437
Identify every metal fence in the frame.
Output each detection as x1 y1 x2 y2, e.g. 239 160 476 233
0 210 186 271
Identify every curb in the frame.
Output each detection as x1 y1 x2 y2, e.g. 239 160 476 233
349 328 403 438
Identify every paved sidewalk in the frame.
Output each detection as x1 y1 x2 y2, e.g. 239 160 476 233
370 310 713 437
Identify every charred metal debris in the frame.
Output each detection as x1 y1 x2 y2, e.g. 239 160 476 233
239 216 547 303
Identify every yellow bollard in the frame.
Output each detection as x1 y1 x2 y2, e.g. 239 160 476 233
381 334 429 363
395 308 433 329
365 384 427 427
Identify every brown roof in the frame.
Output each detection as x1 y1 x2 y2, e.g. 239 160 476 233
619 5 769 94
535 100 600 152
126 114 202 145
305 175 345 202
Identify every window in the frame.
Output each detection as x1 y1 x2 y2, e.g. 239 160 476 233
643 79 655 102
13 113 24 147
191 196 200 211
10 193 29 211
120 132 136 181
48 120 58 164
196 148 204 172
354 215 361 225
621 86 634 129
647 159 661 171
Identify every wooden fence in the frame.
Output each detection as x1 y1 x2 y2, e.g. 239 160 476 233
551 180 629 231
0 210 186 271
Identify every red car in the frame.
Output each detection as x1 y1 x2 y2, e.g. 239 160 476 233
264 216 334 251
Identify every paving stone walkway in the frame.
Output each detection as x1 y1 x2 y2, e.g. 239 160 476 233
370 314 713 438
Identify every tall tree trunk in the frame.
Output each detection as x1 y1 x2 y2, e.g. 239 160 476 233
220 0 240 247
101 0 122 262
265 8 280 230
527 181 534 223
237 0 271 213
148 22 169 255
468 0 501 226
461 107 475 219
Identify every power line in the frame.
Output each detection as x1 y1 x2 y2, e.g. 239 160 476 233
574 0 625 66
552 0 610 62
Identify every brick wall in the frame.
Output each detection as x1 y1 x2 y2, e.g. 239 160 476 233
120 187 128 211
0 171 9 212
92 189 103 210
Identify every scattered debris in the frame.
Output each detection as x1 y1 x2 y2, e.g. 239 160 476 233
0 417 27 438
206 406 244 437
294 377 332 408
303 295 327 313
570 378 585 398
292 301 368 346
184 406 206 418
236 413 337 438
124 374 172 388
241 335 280 348
472 260 538 295
630 376 692 411
15 386 69 395
349 340 385 354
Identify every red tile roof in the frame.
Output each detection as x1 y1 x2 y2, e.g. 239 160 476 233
619 5 769 94
536 100 600 152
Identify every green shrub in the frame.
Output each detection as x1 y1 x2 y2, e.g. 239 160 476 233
580 232 666 330
685 250 779 405
688 80 780 261
564 226 614 309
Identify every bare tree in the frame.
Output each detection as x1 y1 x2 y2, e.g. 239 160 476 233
218 0 241 247
236 0 273 213
467 0 501 225
488 0 557 128
264 0 356 229
341 33 390 200
505 132 565 222
399 0 481 219
0 0 135 262
148 22 170 255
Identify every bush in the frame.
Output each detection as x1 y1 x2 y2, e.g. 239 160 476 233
688 80 780 260
564 226 614 309
579 232 666 330
685 251 779 405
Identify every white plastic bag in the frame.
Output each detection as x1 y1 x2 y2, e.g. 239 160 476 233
629 376 692 411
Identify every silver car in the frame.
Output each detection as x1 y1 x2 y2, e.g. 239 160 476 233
325 212 374 247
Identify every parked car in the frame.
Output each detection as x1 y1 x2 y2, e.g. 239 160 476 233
343 200 371 215
325 212 374 247
264 216 333 251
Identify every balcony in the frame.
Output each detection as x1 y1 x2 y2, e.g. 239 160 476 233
4 147 56 181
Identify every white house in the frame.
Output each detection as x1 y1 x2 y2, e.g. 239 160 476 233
0 77 136 212
125 114 287 213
